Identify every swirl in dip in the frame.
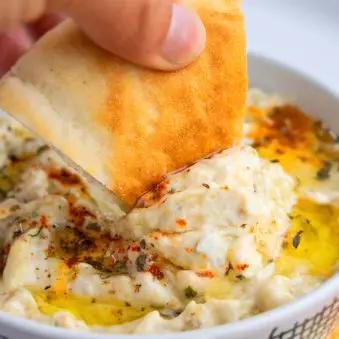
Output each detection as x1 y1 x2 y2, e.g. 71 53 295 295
0 90 338 334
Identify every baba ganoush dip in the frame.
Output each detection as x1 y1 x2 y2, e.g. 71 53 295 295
0 90 338 334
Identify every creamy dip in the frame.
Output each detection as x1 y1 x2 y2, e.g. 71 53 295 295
116 145 296 278
0 90 338 334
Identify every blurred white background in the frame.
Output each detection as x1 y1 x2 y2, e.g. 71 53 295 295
243 0 339 94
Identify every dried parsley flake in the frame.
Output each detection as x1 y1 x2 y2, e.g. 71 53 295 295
29 226 43 238
136 254 147 272
316 161 332 180
184 286 198 299
292 230 303 249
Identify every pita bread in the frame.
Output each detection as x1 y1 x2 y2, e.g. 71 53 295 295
0 0 247 206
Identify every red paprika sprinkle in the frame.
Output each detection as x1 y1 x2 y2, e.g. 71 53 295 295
175 218 187 228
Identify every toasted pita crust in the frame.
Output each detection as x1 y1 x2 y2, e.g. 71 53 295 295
0 0 247 205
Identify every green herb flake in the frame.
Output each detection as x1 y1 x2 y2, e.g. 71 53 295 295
270 159 280 163
37 145 49 155
292 230 303 249
236 274 246 280
13 230 23 240
140 239 146 249
32 211 39 218
225 263 233 276
99 272 113 280
184 285 198 299
86 222 101 231
136 254 147 272
29 226 43 238
316 161 332 180
111 260 128 274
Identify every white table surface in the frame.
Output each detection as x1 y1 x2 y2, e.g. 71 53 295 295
243 0 339 96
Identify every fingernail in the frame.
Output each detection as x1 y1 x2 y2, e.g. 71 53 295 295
161 4 206 66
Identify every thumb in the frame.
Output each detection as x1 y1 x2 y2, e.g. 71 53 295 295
49 0 206 70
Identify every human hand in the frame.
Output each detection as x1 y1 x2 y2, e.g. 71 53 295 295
0 0 206 77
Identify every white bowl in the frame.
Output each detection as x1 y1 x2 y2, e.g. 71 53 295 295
0 54 338 339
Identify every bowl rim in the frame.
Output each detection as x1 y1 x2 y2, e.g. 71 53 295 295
0 53 339 338
0 274 337 339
